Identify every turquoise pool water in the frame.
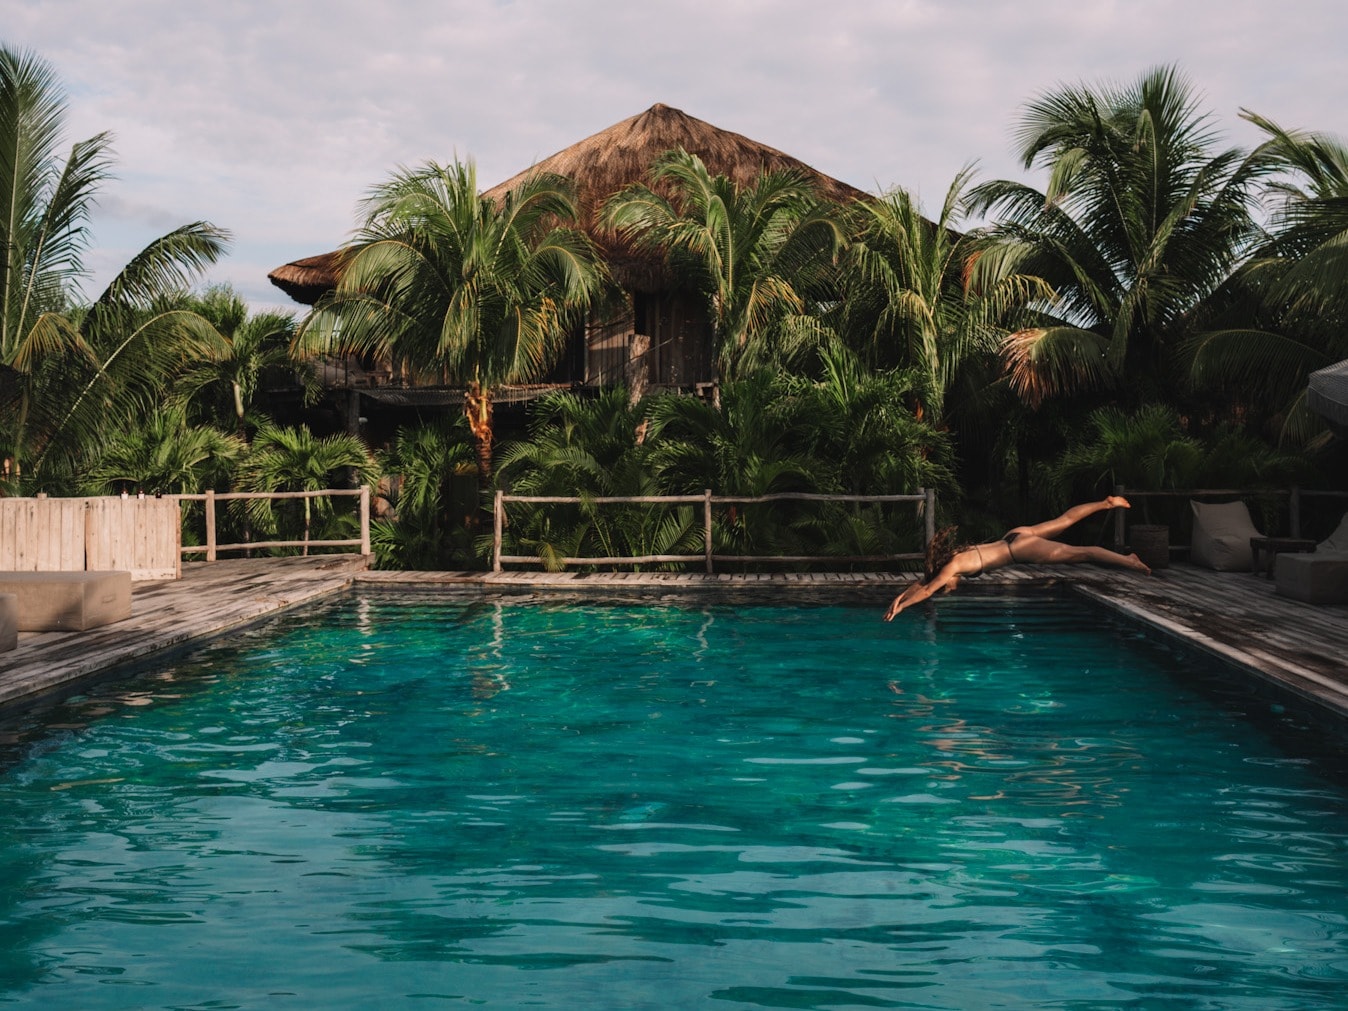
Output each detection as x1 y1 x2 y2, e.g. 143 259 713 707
0 593 1345 1009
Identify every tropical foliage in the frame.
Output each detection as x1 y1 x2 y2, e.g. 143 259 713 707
1183 111 1348 446
171 285 309 440
0 45 230 493
371 417 477 569
603 149 846 382
832 169 1051 423
970 66 1274 409
492 370 952 571
295 160 604 486
236 424 378 553
5 44 1345 571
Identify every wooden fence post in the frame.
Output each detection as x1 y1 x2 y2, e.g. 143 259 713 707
360 485 371 556
1114 484 1126 548
1290 485 1301 538
703 489 713 574
205 490 217 562
492 490 504 573
923 487 936 546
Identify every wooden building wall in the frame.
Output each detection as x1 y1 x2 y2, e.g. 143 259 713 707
585 291 713 389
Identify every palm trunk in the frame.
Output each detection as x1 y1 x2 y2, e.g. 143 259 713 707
464 382 494 490
11 389 29 491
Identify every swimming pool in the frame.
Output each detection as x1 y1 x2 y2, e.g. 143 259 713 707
0 592 1344 1008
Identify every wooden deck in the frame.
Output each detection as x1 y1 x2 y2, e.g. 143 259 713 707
0 558 1344 720
0 554 369 708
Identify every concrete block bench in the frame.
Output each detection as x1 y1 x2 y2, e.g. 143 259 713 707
0 593 15 651
0 571 132 631
1274 552 1348 605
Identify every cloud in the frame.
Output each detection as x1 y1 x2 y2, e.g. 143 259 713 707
7 0 1348 308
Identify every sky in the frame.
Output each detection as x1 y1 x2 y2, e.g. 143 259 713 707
8 0 1347 314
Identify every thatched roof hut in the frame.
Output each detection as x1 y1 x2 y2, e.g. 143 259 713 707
268 103 869 303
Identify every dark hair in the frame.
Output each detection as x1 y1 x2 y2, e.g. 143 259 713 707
923 526 959 584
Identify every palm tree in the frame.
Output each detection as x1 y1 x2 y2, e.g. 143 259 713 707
497 387 650 497
172 285 307 441
1047 403 1308 530
1184 112 1348 444
794 345 953 497
0 45 230 490
494 388 674 568
373 418 476 568
295 159 604 487
237 424 377 553
81 407 244 496
970 66 1275 408
602 149 846 386
833 169 1052 422
1245 108 1348 312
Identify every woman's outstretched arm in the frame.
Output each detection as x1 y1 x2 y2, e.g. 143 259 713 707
884 563 959 620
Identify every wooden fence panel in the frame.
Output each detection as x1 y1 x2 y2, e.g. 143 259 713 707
0 498 86 571
84 497 181 580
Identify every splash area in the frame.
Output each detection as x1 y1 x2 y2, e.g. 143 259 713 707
0 593 1345 1009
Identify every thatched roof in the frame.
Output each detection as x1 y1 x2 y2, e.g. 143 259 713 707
267 250 349 305
485 103 867 222
268 103 870 303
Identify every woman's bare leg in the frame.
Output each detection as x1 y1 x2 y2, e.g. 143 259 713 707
1013 497 1129 540
1014 535 1149 573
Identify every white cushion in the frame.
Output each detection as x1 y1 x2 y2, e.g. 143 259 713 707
1190 500 1260 571
1317 511 1348 553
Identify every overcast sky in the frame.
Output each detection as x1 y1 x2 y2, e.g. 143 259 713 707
9 0 1346 314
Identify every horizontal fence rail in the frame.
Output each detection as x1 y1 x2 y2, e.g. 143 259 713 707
1112 485 1348 553
171 488 371 561
492 489 936 573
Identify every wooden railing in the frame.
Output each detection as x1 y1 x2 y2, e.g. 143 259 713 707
1112 485 1348 553
492 489 936 573
172 488 371 561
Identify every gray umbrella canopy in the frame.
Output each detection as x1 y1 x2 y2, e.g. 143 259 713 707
1308 358 1348 427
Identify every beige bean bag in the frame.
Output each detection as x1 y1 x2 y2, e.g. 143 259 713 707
1190 500 1260 571
1316 511 1348 555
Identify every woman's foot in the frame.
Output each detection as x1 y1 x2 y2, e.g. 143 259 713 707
1125 552 1151 575
1105 495 1131 510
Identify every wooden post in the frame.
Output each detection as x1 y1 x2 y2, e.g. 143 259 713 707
1114 484 1126 548
347 389 362 436
1290 485 1301 539
703 489 713 574
205 490 217 563
923 487 936 546
492 490 504 573
359 485 371 556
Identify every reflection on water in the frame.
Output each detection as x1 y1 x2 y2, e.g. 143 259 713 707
0 593 1345 1008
